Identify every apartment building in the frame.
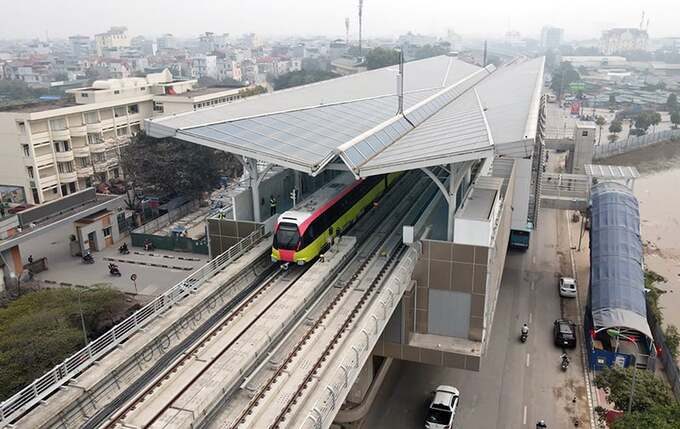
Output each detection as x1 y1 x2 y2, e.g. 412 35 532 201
0 69 244 205
601 28 648 55
95 26 131 57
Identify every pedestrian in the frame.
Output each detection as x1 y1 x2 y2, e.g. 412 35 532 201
269 195 277 216
28 255 33 264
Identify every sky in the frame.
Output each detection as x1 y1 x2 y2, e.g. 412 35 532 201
0 0 678 41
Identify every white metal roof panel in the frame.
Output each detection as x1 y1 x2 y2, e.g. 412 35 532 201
148 56 482 131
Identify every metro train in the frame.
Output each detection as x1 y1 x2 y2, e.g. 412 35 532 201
272 172 401 265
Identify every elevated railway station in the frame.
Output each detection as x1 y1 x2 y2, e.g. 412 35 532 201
2 54 550 429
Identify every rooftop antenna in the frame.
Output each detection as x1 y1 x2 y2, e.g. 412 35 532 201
358 0 364 56
345 17 350 45
396 47 404 115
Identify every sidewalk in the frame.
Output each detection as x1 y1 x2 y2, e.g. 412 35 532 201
33 239 209 296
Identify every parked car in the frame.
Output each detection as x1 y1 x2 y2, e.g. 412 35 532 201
7 203 32 214
425 385 460 429
559 276 577 298
554 319 577 349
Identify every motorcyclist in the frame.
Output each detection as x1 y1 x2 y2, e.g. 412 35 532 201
561 352 569 363
119 242 129 253
521 323 529 336
536 420 547 428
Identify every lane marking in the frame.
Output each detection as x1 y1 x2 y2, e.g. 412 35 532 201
529 313 532 324
532 255 536 265
531 280 535 291
526 353 530 368
523 405 527 425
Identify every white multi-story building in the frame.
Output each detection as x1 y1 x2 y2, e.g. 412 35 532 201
540 26 564 50
216 58 242 82
601 28 648 55
190 55 217 79
94 27 130 57
0 70 246 205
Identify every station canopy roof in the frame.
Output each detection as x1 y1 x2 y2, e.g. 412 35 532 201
146 55 545 177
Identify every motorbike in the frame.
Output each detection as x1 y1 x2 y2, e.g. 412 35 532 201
561 355 570 371
108 263 121 277
520 331 528 343
82 253 95 264
144 240 155 252
118 243 130 255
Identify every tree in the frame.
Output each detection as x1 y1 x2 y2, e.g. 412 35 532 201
550 62 580 98
594 366 676 413
609 120 623 135
237 85 267 98
119 132 243 200
364 47 401 70
651 111 662 132
595 115 606 143
0 288 129 401
634 111 656 135
667 93 678 112
413 44 449 60
272 70 340 90
671 111 680 129
608 134 619 143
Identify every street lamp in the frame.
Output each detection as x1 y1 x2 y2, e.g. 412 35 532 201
608 329 640 413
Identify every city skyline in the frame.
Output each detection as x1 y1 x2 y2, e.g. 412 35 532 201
0 0 677 42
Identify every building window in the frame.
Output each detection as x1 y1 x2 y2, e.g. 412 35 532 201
582 130 589 136
17 121 26 133
32 189 40 204
22 144 30 157
112 168 120 178
87 133 102 145
153 102 164 113
103 226 112 238
76 157 90 168
113 90 120 95
58 161 74 173
84 111 98 124
116 127 128 137
61 184 68 196
69 182 76 193
81 93 89 97
53 140 70 152
93 153 106 163
140 87 146 91
128 104 139 114
49 118 67 131
27 166 34 178
114 106 126 118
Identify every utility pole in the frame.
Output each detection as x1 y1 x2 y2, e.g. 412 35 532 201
358 0 364 56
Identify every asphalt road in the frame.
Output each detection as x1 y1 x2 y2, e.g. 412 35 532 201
360 207 589 429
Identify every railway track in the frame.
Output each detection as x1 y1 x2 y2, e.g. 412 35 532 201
216 171 439 429
103 265 310 428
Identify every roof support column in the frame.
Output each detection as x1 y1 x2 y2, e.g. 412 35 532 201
420 166 456 241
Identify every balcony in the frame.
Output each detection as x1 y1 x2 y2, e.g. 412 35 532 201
89 141 107 153
86 122 103 133
107 157 119 168
30 130 50 145
70 124 87 137
77 166 94 178
93 162 108 173
50 128 70 140
55 150 75 162
34 154 55 168
39 174 59 188
73 146 90 157
59 171 78 183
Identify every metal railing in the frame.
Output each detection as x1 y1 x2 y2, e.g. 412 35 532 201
0 226 266 425
301 246 419 429
594 129 680 160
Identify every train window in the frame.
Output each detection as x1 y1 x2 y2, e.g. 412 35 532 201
275 223 300 250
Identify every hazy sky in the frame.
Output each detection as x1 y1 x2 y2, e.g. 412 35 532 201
0 0 677 41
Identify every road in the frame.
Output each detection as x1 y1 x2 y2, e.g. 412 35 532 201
361 207 589 429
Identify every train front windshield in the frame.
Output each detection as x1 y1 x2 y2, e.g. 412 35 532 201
274 223 300 250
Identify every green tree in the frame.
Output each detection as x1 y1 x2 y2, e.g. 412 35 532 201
237 85 267 98
671 111 680 129
595 115 606 143
609 404 680 429
550 62 580 98
634 111 655 135
594 366 676 414
272 70 340 90
0 288 129 401
608 134 619 143
609 120 623 134
413 44 449 60
667 93 678 112
120 132 242 199
364 47 401 70
651 111 662 132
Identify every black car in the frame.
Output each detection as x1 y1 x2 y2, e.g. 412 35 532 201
553 319 577 349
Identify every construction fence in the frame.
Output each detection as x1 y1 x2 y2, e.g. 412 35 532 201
594 129 680 160
130 201 209 254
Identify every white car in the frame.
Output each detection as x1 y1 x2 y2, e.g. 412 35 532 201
559 276 577 298
425 385 459 429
